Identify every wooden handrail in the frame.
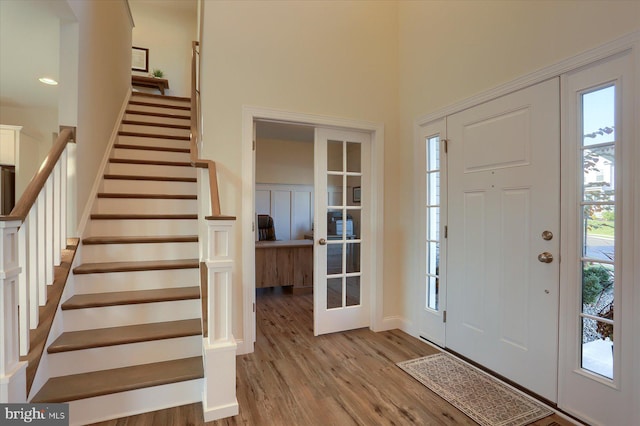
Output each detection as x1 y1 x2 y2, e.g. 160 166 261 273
1 128 75 222
189 40 223 217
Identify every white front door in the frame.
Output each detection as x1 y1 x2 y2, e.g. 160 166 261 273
313 127 370 335
446 78 560 402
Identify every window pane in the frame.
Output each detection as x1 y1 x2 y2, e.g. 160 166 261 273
327 277 343 309
582 86 615 146
427 207 439 241
582 206 615 261
346 142 361 173
427 242 439 277
427 136 440 171
583 146 615 202
346 276 361 307
582 262 614 314
346 242 360 273
328 140 343 171
426 275 439 310
581 317 613 379
347 175 361 207
427 172 440 206
327 174 343 206
327 242 343 275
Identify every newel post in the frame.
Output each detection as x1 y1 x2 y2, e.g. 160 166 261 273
0 220 27 403
202 217 239 421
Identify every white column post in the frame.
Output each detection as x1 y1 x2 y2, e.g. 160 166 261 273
0 220 27 403
202 218 239 422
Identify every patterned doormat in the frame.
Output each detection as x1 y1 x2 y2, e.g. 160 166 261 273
397 353 553 426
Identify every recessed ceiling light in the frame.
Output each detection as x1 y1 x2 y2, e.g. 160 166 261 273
38 77 58 85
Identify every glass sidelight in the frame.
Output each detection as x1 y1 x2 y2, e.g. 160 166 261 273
425 135 441 311
579 85 616 380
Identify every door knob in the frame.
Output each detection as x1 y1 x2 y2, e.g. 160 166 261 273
318 238 327 245
538 252 553 263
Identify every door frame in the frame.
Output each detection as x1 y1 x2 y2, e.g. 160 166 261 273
241 106 385 354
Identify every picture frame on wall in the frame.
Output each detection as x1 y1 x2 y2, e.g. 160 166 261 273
132 47 149 72
353 186 361 203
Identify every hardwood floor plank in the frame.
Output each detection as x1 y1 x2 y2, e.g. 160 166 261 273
90 288 575 426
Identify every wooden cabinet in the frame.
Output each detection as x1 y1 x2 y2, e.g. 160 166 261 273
255 240 313 294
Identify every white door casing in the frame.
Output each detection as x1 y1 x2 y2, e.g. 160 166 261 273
446 78 561 402
314 127 371 336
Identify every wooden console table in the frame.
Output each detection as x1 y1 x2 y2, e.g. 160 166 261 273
255 240 313 294
131 75 169 95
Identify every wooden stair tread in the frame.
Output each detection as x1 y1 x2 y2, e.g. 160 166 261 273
31 356 203 403
90 213 197 220
97 193 196 199
114 143 190 153
83 235 198 245
73 258 199 274
48 319 202 353
103 174 196 182
129 100 190 111
131 92 191 102
122 120 190 130
118 131 190 141
125 109 190 120
109 158 192 167
61 286 200 310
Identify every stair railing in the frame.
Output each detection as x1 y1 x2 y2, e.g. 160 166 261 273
0 127 75 402
189 40 239 419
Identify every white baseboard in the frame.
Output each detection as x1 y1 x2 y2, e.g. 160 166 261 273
378 315 410 332
202 400 239 422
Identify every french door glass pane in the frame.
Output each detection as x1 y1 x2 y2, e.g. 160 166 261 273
347 175 361 207
346 276 361 307
346 142 361 173
328 140 343 171
327 277 343 309
346 242 360 273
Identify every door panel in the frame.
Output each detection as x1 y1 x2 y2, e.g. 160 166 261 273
447 78 560 402
314 128 370 336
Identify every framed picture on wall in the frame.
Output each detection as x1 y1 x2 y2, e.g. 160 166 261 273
353 186 361 203
132 47 149 72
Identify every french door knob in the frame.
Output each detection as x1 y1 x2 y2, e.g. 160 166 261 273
538 252 554 263
318 238 327 246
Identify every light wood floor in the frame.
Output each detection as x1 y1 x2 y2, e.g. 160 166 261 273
93 288 574 426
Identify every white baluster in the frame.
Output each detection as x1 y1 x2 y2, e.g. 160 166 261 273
0 220 27 403
60 147 68 250
45 176 54 286
53 159 62 265
37 191 46 305
28 205 39 328
17 221 29 356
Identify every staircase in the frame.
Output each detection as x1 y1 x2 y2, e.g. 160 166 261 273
31 92 205 424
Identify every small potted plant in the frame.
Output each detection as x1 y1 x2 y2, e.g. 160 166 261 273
151 68 164 78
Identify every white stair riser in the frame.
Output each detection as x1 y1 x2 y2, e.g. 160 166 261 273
74 269 199 294
121 124 190 138
106 162 195 178
130 96 191 108
82 242 199 263
67 379 203 426
93 198 198 215
118 134 190 149
127 104 190 115
48 335 202 377
62 299 200 331
112 147 191 163
124 113 189 126
101 179 196 194
86 218 197 237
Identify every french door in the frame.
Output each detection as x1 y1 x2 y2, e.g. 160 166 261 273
446 78 561 402
313 128 370 336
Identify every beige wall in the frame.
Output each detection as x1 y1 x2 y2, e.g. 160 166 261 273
397 0 640 317
200 0 399 339
67 0 132 233
200 0 640 341
129 0 196 97
256 139 314 186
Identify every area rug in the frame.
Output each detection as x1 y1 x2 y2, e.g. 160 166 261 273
397 353 553 426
